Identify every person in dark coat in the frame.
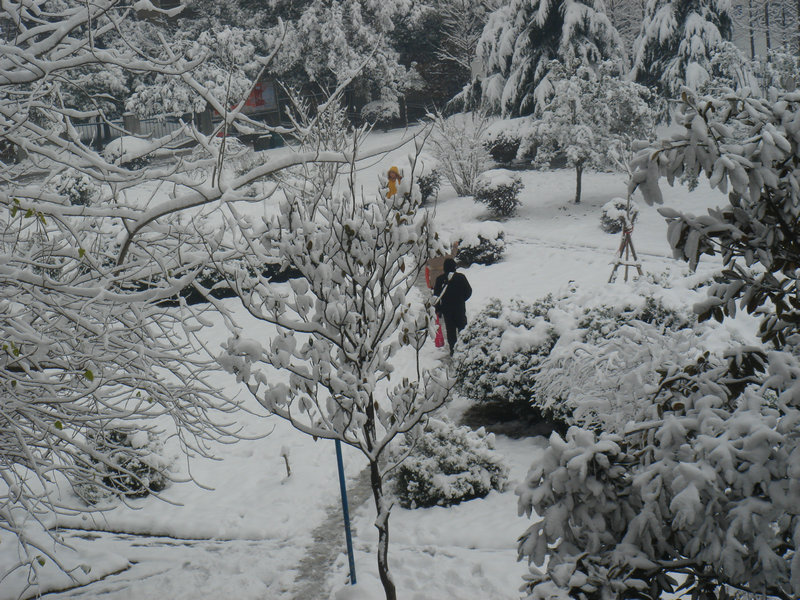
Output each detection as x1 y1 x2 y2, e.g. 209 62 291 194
433 258 472 356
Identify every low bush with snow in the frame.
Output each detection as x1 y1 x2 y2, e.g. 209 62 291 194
75 427 169 504
600 197 639 234
416 168 441 205
389 418 508 509
361 99 400 127
454 297 558 407
457 286 703 427
482 117 536 165
55 169 99 206
103 135 154 169
455 222 505 267
474 170 523 217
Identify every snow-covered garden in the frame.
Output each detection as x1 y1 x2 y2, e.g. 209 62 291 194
4 0 800 599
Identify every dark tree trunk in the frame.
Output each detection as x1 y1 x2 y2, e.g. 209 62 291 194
370 459 396 600
574 162 583 204
749 0 757 58
765 2 772 50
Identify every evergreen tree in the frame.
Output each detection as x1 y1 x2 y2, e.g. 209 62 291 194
632 0 733 96
469 0 624 117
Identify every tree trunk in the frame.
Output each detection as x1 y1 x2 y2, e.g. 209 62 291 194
749 0 756 58
765 2 772 50
370 459 396 600
574 162 583 204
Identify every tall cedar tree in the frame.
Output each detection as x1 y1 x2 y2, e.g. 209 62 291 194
470 0 624 116
633 0 733 96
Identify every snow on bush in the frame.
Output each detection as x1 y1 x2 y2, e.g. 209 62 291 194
517 345 800 599
474 169 523 217
389 418 508 508
416 168 441 205
454 296 558 406
55 169 99 206
454 221 505 267
360 99 400 127
482 117 535 164
456 285 700 426
533 320 726 433
75 427 169 504
599 197 639 234
103 135 155 169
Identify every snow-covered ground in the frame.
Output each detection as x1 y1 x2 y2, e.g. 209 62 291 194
2 127 755 600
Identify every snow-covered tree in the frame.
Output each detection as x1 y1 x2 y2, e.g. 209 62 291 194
469 0 625 116
516 86 800 600
126 26 270 117
210 103 447 600
428 110 493 196
528 61 657 202
632 0 733 96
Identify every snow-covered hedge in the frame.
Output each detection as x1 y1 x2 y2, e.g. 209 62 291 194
76 428 169 504
390 418 508 508
482 117 534 164
474 169 523 217
456 287 702 426
454 222 505 267
455 297 558 406
361 99 400 127
103 135 154 169
599 197 639 234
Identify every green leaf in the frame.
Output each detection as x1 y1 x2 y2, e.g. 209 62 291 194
78 248 86 258
36 556 45 566
84 369 94 382
54 421 63 430
10 206 17 217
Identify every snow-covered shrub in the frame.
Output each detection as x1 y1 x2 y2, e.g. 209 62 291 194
56 169 98 206
482 117 533 164
474 169 523 217
455 297 558 406
454 222 505 266
103 135 153 169
429 111 492 196
517 345 800 600
533 294 701 428
360 99 400 128
416 168 441 205
76 428 169 503
599 197 639 234
389 418 508 508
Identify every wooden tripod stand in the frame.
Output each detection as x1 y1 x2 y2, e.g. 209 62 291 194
608 198 643 283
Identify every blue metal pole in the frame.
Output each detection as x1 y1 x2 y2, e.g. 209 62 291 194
335 439 357 585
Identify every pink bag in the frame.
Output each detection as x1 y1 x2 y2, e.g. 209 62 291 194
434 315 445 348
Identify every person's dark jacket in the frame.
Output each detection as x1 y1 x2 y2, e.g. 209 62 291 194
433 271 472 328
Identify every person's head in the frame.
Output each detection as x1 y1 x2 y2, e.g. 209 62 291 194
388 166 401 182
443 258 457 273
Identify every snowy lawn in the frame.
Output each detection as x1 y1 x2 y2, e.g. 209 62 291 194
2 127 758 600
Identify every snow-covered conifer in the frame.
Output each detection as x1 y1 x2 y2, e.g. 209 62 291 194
632 0 733 96
469 0 625 116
